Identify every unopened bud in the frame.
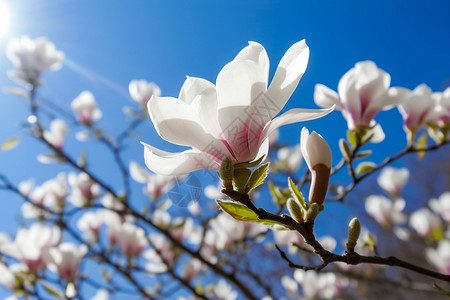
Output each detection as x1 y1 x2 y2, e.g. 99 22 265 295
309 163 331 206
305 202 320 222
347 217 361 252
233 168 251 193
287 198 304 224
219 157 234 191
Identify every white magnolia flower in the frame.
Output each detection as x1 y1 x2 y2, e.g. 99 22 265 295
45 243 88 281
429 191 450 222
300 128 332 206
430 86 450 127
142 40 333 175
20 173 68 217
281 275 299 298
129 161 175 201
275 143 302 173
110 222 148 257
91 289 108 300
365 195 406 226
77 210 104 243
6 36 64 86
426 239 450 275
314 61 404 131
129 79 161 108
0 263 28 291
213 280 238 300
144 234 174 273
397 84 437 132
181 258 204 281
409 208 441 237
43 119 68 150
68 172 100 207
1 223 61 271
294 269 349 299
376 167 409 198
71 91 102 125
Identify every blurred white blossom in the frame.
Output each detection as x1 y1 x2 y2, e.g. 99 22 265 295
1 223 61 271
365 195 406 226
377 167 409 198
45 243 88 281
429 191 450 222
6 36 64 86
129 79 161 109
71 91 102 125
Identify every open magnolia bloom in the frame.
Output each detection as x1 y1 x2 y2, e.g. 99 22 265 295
142 40 333 175
6 36 64 87
314 61 405 142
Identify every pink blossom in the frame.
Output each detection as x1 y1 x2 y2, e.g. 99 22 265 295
314 61 404 130
45 243 88 281
142 40 333 175
1 223 61 271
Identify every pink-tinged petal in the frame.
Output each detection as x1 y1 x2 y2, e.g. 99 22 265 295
234 41 270 87
258 106 334 147
142 143 218 176
338 69 360 128
355 61 390 106
265 40 310 120
361 87 408 125
178 77 216 105
148 96 230 158
314 84 340 109
216 60 266 161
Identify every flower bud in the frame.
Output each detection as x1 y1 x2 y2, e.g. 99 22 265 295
347 217 361 252
233 168 251 193
219 157 234 191
287 198 304 224
305 202 320 222
301 128 332 206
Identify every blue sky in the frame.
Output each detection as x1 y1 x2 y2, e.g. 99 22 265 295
0 0 449 298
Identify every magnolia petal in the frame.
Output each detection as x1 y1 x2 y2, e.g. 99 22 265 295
129 161 151 183
142 142 218 176
234 41 270 87
265 40 309 120
314 84 340 109
148 96 230 157
178 77 216 105
367 122 385 144
259 106 334 145
216 60 266 160
355 61 390 102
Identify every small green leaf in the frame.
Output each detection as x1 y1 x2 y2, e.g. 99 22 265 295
355 161 376 175
347 130 357 148
233 168 251 193
234 155 265 169
101 267 112 282
269 182 287 205
41 283 64 299
246 162 269 192
415 132 428 160
78 151 87 168
433 283 450 296
354 150 372 160
366 233 376 247
339 138 351 161
1 135 21 151
288 177 306 209
216 200 285 226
